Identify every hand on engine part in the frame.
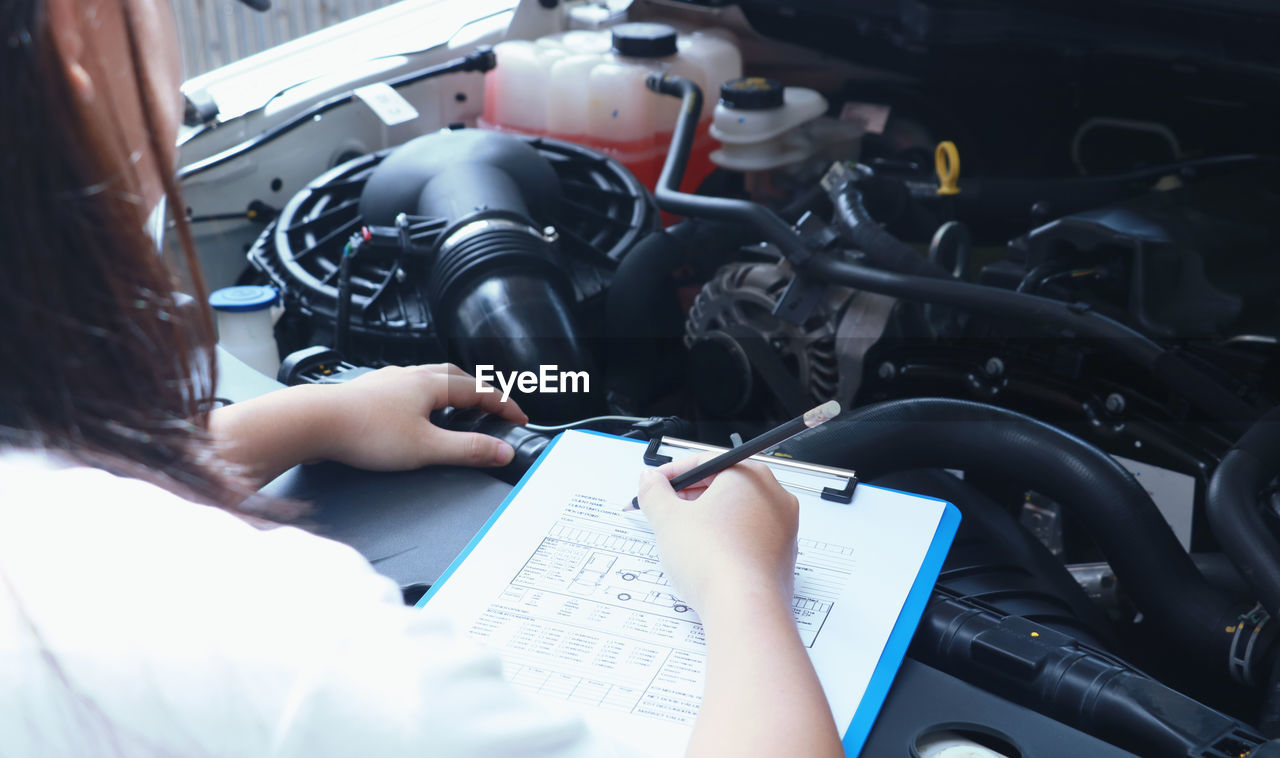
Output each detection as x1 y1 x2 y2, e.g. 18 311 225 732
210 363 528 486
321 363 529 471
635 452 799 612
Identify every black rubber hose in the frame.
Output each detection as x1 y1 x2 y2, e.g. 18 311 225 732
830 184 952 279
800 254 1259 433
1206 406 1280 618
604 229 687 409
644 73 814 263
1214 405 1280 737
778 397 1250 675
876 469 1118 649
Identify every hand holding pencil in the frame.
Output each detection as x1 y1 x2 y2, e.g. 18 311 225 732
635 451 802 611
626 401 840 511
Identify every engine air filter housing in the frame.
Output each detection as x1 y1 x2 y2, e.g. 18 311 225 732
249 130 657 368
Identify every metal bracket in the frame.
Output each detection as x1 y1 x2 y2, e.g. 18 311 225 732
772 273 827 326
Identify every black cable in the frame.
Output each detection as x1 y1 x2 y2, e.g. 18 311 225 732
1079 153 1279 183
186 212 254 224
525 415 648 433
178 48 496 180
334 240 357 356
1015 262 1063 294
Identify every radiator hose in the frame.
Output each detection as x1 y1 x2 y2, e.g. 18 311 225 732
1207 406 1280 734
1207 406 1280 620
777 397 1267 680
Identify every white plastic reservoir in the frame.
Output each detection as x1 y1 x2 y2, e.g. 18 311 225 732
482 23 741 191
209 285 281 378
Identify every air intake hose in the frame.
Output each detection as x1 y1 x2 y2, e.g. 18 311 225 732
359 130 598 421
777 397 1266 680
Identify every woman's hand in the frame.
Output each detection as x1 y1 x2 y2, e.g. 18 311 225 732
635 452 800 611
635 453 842 758
318 363 528 471
209 363 528 487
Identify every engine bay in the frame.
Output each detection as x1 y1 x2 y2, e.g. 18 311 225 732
180 1 1280 755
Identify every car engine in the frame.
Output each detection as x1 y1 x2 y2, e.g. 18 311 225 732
179 1 1280 755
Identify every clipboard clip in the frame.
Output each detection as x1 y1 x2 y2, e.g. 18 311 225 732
821 475 858 504
633 418 675 466
640 426 859 504
642 426 742 467
643 436 672 466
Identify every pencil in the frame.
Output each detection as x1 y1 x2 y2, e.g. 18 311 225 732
626 400 841 511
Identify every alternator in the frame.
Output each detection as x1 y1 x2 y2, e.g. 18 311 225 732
684 262 841 419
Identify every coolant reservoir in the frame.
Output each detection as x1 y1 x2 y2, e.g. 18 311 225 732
482 23 741 191
481 40 566 136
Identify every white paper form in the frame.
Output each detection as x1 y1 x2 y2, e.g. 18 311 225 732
421 430 951 757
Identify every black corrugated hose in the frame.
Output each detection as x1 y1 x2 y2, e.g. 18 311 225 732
777 397 1267 680
828 181 953 280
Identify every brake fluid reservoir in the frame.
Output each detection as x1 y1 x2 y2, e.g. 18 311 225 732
710 78 831 172
483 23 741 192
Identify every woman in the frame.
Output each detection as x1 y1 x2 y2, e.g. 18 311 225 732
0 1 842 756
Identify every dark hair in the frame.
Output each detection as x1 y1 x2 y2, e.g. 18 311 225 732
0 0 249 508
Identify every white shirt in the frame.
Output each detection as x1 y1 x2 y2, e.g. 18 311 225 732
0 453 634 757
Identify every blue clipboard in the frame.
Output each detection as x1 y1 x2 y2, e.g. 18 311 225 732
418 429 960 757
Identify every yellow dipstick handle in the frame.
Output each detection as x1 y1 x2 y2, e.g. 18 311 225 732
935 141 961 196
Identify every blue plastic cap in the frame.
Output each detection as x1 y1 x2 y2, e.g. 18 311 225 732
209 285 279 312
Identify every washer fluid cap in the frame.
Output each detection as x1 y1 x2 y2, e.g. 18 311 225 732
611 23 678 58
209 285 279 312
720 77 785 110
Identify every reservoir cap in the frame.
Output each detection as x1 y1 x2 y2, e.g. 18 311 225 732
611 23 678 58
209 285 279 312
720 77 785 110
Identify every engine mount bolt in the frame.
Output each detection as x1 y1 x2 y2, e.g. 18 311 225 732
878 362 897 381
1105 393 1126 415
542 225 559 243
985 357 1005 377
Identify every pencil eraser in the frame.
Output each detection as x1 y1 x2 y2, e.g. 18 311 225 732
804 400 842 428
